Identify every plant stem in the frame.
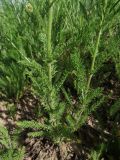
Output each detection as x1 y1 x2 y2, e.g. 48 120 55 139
86 0 108 93
47 0 53 108
79 2 108 121
86 20 104 94
86 27 102 93
47 0 53 60
79 20 104 121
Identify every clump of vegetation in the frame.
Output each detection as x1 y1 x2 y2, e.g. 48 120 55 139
0 0 120 159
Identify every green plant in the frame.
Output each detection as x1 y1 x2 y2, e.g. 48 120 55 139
17 0 120 144
89 143 105 160
90 144 105 160
0 53 26 101
0 0 51 101
0 123 25 160
17 0 71 143
1 0 120 151
109 99 120 117
0 0 29 101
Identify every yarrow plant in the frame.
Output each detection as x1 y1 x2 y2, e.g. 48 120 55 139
0 0 120 158
17 0 120 144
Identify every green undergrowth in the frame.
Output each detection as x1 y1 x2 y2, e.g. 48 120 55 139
0 0 120 159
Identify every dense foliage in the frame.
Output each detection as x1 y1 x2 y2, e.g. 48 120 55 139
0 0 120 159
0 124 25 160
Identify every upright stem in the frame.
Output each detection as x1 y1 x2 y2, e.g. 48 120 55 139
47 0 53 108
79 1 108 120
47 0 53 60
86 0 108 93
86 27 102 93
86 19 104 94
